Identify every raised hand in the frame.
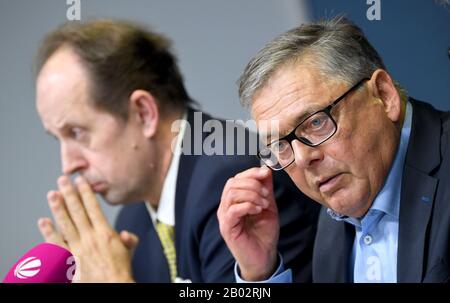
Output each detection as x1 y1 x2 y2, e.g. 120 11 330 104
217 166 279 281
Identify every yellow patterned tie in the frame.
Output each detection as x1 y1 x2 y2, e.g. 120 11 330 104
155 220 177 282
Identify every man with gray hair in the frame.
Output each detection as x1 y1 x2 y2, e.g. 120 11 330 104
218 16 450 282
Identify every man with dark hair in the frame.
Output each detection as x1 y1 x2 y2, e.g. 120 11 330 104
35 19 319 282
218 16 450 282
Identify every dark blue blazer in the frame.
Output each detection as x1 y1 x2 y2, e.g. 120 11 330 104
313 99 450 282
115 109 320 282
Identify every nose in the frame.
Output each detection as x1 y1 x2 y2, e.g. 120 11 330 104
291 139 324 169
60 142 88 175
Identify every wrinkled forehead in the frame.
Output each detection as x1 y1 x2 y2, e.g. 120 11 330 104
250 64 342 140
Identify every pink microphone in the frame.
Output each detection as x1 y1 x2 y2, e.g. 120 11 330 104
3 243 76 283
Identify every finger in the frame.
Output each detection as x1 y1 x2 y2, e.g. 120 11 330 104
259 166 274 193
226 178 270 198
75 176 109 229
218 177 268 219
58 175 93 233
119 230 139 251
37 217 69 249
234 166 271 181
224 202 263 229
47 190 79 243
223 188 270 209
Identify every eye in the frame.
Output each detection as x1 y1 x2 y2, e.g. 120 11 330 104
70 127 85 140
310 116 325 128
302 113 331 133
272 140 290 153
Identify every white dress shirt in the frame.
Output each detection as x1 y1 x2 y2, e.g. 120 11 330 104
145 111 187 228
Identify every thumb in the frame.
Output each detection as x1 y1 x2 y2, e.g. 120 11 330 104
259 166 274 194
120 230 139 254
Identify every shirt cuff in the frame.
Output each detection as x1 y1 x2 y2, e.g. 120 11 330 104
234 253 292 283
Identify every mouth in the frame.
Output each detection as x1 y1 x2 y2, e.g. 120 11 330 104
317 173 344 193
89 182 108 193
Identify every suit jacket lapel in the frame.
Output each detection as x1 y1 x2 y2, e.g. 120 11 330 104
130 203 171 282
174 108 203 253
313 209 355 282
397 99 441 282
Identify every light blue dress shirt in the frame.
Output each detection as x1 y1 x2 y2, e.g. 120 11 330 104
236 102 413 283
234 254 292 283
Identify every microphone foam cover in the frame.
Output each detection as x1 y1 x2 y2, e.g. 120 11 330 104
3 243 75 283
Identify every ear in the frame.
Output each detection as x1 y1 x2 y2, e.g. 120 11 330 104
129 90 159 138
370 69 402 123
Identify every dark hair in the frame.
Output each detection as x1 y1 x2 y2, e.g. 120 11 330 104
35 19 192 119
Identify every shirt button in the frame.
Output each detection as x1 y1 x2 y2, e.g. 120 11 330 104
363 234 373 245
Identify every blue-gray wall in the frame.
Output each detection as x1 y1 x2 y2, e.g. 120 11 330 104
308 0 450 110
0 0 309 279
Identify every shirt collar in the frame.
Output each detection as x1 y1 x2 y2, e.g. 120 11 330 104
145 110 188 227
328 101 413 225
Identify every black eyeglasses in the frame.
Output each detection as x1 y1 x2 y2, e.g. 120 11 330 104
258 77 370 171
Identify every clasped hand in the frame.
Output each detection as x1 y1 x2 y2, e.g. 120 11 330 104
37 175 138 282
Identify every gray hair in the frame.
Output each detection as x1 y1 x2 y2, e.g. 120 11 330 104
239 16 406 107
